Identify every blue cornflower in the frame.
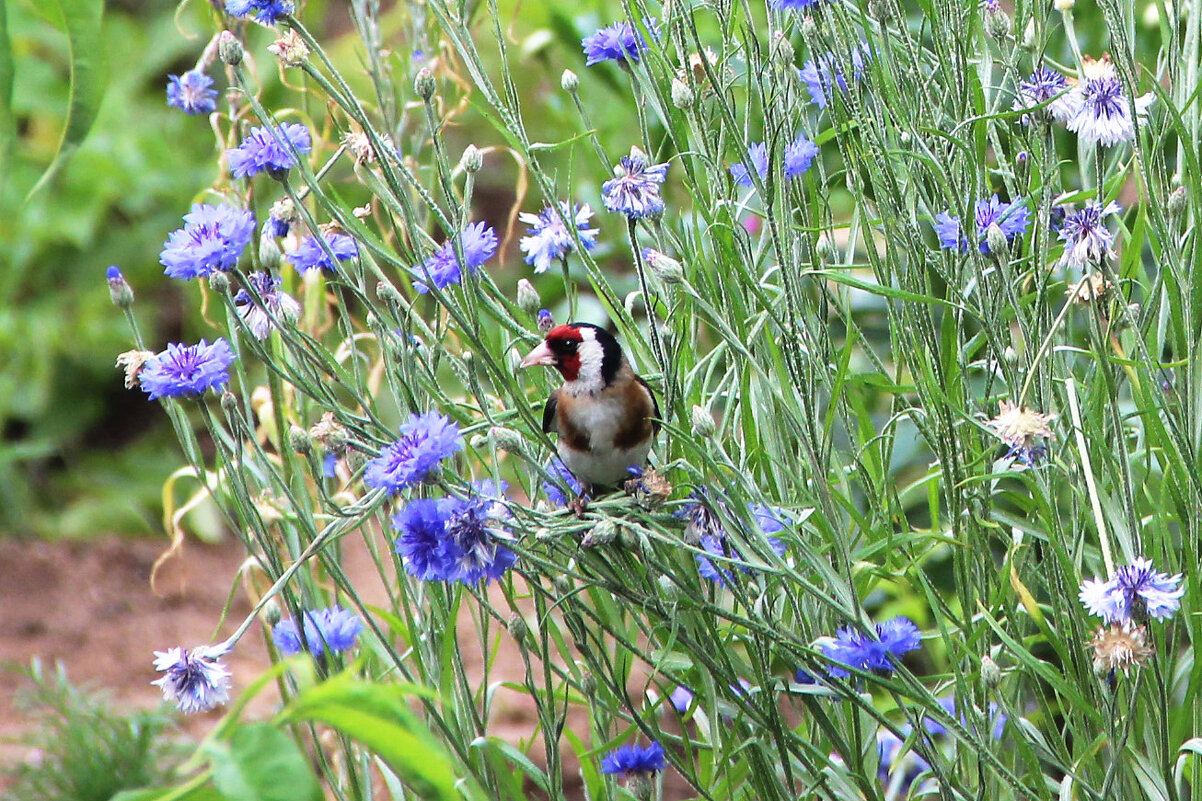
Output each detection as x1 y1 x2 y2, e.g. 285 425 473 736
771 0 833 7
286 232 359 273
600 742 666 775
1013 66 1078 124
683 497 789 586
160 204 255 281
730 142 768 187
602 147 669 220
877 728 932 794
273 606 364 657
922 697 1007 741
798 42 871 108
364 411 462 494
106 265 133 307
542 459 584 507
167 70 218 115
234 272 301 340
225 0 294 24
519 202 599 274
823 616 922 677
152 646 231 714
139 339 237 400
784 134 820 177
1080 557 1183 624
392 482 516 584
537 308 555 333
933 194 1030 254
412 221 499 293
669 686 694 712
227 123 312 179
1067 75 1154 147
581 19 657 66
1058 199 1121 269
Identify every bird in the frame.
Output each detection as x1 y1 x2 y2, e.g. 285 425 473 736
520 322 660 507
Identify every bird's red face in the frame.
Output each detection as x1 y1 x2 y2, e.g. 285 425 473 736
520 324 586 381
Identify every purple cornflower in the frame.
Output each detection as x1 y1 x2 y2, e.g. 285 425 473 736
139 339 237 400
1058 199 1121 269
1067 75 1154 147
798 42 871 108
227 123 312 178
519 202 599 274
160 204 255 281
1079 557 1183 624
364 411 463 494
933 194 1030 254
581 19 657 66
730 142 769 187
225 0 294 24
234 272 301 340
669 686 694 712
784 134 820 177
685 498 789 586
412 221 498 293
167 70 218 115
1013 66 1078 124
392 482 516 584
771 0 833 7
542 459 584 507
152 646 231 714
273 606 365 657
823 617 922 677
600 742 666 775
286 232 359 273
601 147 669 220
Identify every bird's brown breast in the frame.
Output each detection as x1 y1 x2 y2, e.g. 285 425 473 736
553 372 656 453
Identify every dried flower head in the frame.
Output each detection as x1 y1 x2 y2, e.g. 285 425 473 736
267 29 309 66
342 127 394 166
116 350 156 389
986 400 1054 465
1068 272 1113 304
624 465 672 508
1090 624 1153 674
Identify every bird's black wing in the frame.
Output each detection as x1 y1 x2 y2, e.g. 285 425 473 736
542 390 559 434
636 376 662 435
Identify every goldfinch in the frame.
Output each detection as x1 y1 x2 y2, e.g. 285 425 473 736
520 323 660 498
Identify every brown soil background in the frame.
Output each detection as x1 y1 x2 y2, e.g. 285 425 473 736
0 535 694 798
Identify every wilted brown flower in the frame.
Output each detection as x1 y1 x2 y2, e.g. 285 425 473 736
116 349 156 389
1068 272 1112 304
1090 624 1153 674
986 399 1054 465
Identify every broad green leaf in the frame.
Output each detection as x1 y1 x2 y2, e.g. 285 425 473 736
283 672 462 800
27 0 106 199
204 724 323 801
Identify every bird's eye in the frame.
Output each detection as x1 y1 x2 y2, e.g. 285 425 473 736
553 338 578 354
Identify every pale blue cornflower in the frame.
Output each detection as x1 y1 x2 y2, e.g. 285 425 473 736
152 646 231 714
1058 199 1122 269
233 272 301 340
273 606 365 657
731 135 820 186
286 231 359 273
771 0 833 7
519 202 599 274
160 204 255 280
823 617 921 677
364 411 463 494
680 495 789 586
1079 557 1183 624
669 686 694 712
601 147 669 220
412 221 498 293
1012 66 1078 124
1067 73 1154 147
226 123 312 178
139 339 237 400
933 194 1030 254
166 70 218 115
798 42 871 108
581 19 658 66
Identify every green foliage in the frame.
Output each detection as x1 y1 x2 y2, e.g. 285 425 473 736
4 660 179 801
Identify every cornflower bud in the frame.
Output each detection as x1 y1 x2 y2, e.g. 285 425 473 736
488 426 523 453
984 1 1012 40
218 31 244 66
288 425 312 455
643 248 684 284
670 78 694 109
981 655 1003 689
690 405 716 438
537 308 554 333
258 232 282 272
582 518 617 547
507 613 528 644
516 278 541 312
375 280 405 306
561 69 579 93
1168 185 1187 217
208 271 231 295
985 222 1009 256
460 144 483 174
414 67 436 100
106 266 134 308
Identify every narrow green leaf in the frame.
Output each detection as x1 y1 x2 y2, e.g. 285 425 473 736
27 0 106 199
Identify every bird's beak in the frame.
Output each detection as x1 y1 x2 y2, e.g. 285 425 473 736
520 341 556 368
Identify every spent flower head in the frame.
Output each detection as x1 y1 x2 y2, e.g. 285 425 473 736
601 147 669 220
412 221 498 293
139 339 237 400
364 411 463 494
1090 624 1154 674
227 123 312 179
166 69 218 115
273 606 365 657
519 202 599 274
986 400 1053 466
1079 557 1184 624
160 204 256 281
152 645 231 714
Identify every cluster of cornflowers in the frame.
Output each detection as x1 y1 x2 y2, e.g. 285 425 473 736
1013 55 1153 147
